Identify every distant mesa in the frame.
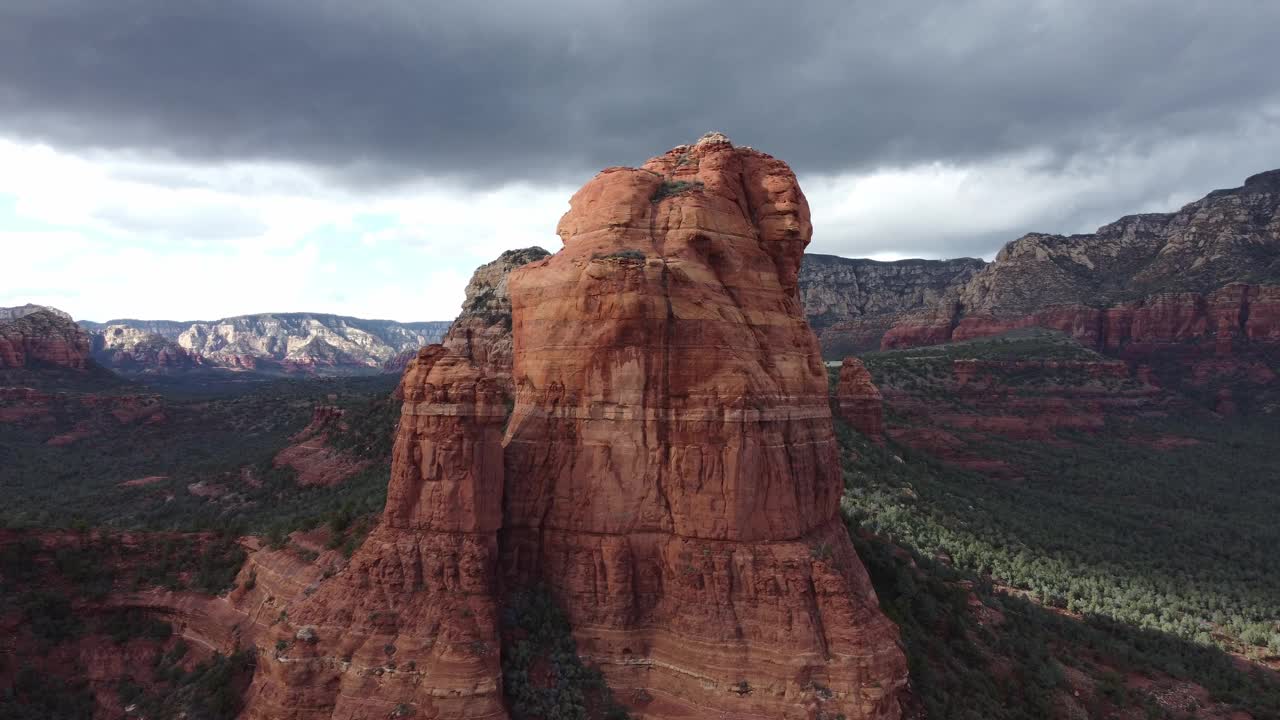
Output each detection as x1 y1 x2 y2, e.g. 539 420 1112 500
77 312 451 376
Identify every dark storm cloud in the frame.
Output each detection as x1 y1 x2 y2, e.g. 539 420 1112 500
3 0 1278 188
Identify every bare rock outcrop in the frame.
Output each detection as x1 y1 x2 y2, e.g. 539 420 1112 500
244 345 509 719
836 357 885 442
242 136 909 720
801 255 985 356
502 134 908 719
0 308 92 370
877 171 1280 375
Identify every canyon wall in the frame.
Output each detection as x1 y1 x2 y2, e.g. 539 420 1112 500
876 170 1280 376
800 255 985 356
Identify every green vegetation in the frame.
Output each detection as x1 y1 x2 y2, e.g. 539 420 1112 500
502 587 632 720
0 374 399 534
857 329 1144 397
838 414 1280 717
0 666 95 720
0 531 255 719
650 179 703 202
593 249 647 262
1 532 248 606
116 645 256 720
101 608 175 644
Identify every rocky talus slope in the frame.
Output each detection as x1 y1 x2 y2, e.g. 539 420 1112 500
502 133 907 719
82 314 450 374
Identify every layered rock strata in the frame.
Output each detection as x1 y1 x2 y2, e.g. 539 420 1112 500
835 357 885 442
0 309 92 370
801 255 985 356
502 133 907 719
879 170 1280 366
244 345 509 719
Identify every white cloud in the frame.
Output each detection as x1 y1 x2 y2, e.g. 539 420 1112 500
3 112 1277 323
0 137 572 322
803 113 1280 260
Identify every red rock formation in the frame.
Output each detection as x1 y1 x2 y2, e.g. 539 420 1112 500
837 357 885 442
873 356 1171 474
0 388 165 445
882 284 1280 404
244 345 509 720
502 133 907 719
271 406 371 487
0 386 54 423
0 310 92 370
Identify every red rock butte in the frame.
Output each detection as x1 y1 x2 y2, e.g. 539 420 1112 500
503 133 907 719
244 134 908 720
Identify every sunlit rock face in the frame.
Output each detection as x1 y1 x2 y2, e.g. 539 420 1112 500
503 133 909 720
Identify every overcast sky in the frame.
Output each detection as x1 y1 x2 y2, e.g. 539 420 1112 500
3 1 1279 322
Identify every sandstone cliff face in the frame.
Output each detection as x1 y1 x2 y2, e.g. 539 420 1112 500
92 324 202 372
439 247 550 391
801 255 985 356
503 133 907 719
836 357 885 442
0 309 93 370
880 170 1280 373
244 345 509 720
